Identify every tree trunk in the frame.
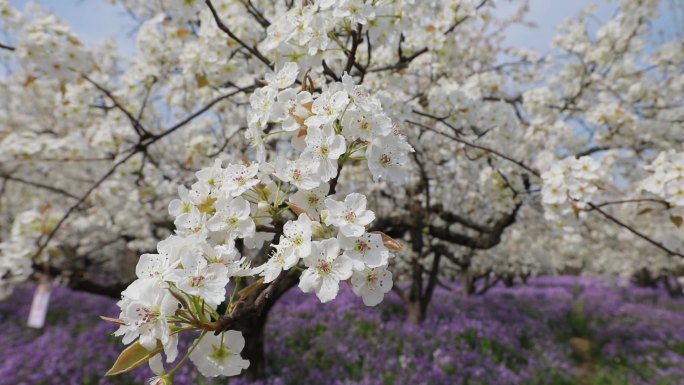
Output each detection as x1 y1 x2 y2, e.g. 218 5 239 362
662 276 684 298
406 300 426 324
241 312 267 380
237 271 299 380
461 274 475 296
632 268 658 287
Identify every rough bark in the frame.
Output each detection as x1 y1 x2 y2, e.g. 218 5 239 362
241 311 268 380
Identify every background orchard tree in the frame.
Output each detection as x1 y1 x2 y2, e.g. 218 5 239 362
0 0 683 382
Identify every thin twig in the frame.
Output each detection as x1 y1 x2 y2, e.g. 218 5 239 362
205 0 273 70
82 74 152 138
589 203 684 258
146 84 256 145
405 119 540 177
0 173 79 199
592 198 670 209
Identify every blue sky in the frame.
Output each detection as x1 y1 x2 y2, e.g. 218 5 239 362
8 0 138 56
7 0 679 57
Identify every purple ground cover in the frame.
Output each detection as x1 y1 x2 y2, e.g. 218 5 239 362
0 277 682 385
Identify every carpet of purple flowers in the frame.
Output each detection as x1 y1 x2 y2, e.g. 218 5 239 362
1 276 683 385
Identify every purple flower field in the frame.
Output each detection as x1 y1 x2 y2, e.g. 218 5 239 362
1 277 683 385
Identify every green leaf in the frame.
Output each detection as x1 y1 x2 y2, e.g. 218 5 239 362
105 341 162 376
196 73 209 89
670 216 683 228
637 207 652 215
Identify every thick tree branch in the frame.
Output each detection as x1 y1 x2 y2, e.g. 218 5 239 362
431 204 494 233
33 262 131 299
344 24 363 74
429 204 521 249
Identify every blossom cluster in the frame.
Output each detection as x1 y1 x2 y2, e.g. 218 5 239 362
261 0 379 57
115 158 395 380
248 63 412 184
541 156 604 228
112 64 399 381
640 150 684 207
11 4 93 82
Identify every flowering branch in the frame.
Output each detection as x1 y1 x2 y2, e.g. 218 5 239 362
588 203 684 258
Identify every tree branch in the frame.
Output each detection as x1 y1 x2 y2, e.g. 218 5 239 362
205 0 273 70
406 119 540 177
82 74 152 138
0 42 15 51
589 203 684 258
0 172 79 200
429 204 521 249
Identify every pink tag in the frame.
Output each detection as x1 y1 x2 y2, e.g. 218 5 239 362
27 283 51 329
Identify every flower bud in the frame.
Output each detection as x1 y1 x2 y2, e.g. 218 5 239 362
311 222 327 239
256 201 271 213
320 209 330 223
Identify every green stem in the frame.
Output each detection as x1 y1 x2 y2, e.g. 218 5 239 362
168 331 207 377
226 277 242 315
261 130 287 139
273 180 282 208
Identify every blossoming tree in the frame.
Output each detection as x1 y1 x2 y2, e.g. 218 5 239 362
1 0 683 381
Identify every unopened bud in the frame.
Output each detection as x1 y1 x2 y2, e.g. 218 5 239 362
320 209 330 223
256 201 270 213
311 222 327 239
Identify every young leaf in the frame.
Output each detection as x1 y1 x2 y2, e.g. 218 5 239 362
99 315 125 325
286 202 312 219
238 277 265 300
196 73 209 89
637 207 652 215
176 28 191 39
105 341 162 376
372 231 402 251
